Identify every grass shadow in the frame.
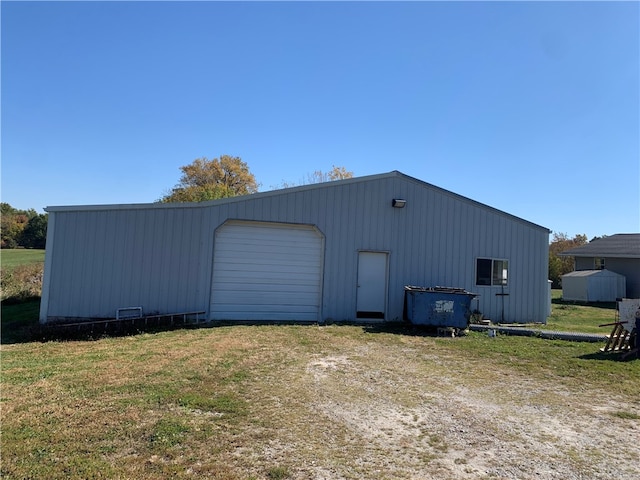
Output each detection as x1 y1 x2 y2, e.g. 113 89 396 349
1 297 42 344
551 297 617 310
44 318 217 343
577 351 638 362
363 322 460 338
1 298 209 344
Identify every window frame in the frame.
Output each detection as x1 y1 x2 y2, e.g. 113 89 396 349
594 257 605 270
476 257 509 286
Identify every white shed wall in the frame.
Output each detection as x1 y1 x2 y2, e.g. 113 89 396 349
587 274 625 302
562 275 589 302
562 270 626 302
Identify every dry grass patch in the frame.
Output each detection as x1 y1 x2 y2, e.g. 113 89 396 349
0 263 43 302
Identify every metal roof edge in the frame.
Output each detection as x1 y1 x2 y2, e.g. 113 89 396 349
558 253 640 259
558 234 640 257
44 170 550 234
44 171 400 212
392 171 551 234
562 269 626 277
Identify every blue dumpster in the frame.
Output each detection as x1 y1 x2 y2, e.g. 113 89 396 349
404 286 478 329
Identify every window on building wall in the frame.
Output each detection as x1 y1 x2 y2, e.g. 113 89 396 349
595 258 605 270
476 258 509 286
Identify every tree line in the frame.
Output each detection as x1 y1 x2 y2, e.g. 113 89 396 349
1 203 48 249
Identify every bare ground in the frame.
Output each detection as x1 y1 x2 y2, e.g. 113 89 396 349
233 336 640 480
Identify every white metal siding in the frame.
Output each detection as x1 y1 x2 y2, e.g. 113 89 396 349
210 221 323 321
41 171 550 325
41 207 208 321
562 270 626 302
562 274 589 302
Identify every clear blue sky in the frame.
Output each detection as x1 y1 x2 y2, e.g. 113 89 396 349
2 1 638 241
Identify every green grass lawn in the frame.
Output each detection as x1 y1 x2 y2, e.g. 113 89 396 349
0 249 45 269
547 289 618 334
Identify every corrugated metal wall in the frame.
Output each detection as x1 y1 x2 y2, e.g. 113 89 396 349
43 207 210 321
41 172 550 324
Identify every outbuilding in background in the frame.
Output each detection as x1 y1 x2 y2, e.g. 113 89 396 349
561 269 626 302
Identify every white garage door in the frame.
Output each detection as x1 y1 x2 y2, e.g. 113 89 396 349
210 221 323 321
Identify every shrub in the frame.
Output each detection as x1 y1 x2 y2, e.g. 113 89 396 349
1 263 43 303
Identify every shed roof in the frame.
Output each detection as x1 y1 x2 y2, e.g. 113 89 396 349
562 269 625 278
559 234 640 259
44 170 550 233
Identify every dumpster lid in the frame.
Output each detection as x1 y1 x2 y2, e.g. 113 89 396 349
404 285 479 297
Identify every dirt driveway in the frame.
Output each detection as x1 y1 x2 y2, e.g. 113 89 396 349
238 329 640 480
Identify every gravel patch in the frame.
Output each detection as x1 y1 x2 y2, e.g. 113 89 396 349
289 349 640 480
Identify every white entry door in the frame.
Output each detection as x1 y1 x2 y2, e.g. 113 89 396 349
356 251 388 319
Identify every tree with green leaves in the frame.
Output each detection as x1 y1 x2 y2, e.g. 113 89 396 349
20 214 48 249
1 203 40 249
160 155 259 203
548 232 588 288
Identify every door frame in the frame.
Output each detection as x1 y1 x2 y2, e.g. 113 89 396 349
355 250 389 320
